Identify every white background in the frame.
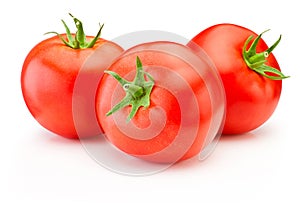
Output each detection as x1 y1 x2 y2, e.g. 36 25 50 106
1 0 299 202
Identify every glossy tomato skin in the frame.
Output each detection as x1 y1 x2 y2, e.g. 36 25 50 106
96 42 216 163
188 24 282 134
21 35 123 139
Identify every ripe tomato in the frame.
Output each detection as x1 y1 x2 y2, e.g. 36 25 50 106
188 24 288 135
96 41 225 163
21 14 123 139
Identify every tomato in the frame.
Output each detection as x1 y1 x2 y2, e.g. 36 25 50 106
95 41 225 163
21 14 123 139
188 24 288 135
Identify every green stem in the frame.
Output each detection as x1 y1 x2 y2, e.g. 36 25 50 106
45 13 104 49
123 84 144 99
105 56 155 122
242 30 289 80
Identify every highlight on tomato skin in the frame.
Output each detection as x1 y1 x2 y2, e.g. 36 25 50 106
21 14 124 139
95 41 226 163
188 23 289 135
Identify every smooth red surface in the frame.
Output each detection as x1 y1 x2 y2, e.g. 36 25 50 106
21 35 123 139
189 24 282 134
96 42 213 163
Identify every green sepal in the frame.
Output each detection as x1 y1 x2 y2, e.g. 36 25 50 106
242 30 289 80
45 13 104 49
105 56 155 122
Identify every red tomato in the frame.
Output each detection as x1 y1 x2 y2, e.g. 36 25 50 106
21 14 123 139
96 41 225 163
188 24 288 135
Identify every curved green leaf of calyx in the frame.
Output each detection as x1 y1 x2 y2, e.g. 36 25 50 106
242 30 289 80
105 56 155 122
45 13 104 49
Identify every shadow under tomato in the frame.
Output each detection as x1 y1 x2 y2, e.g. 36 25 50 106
219 132 257 142
167 131 260 172
36 127 263 176
39 129 106 146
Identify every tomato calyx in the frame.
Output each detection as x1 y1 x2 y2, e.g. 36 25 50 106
105 56 155 122
242 30 289 80
45 13 104 49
